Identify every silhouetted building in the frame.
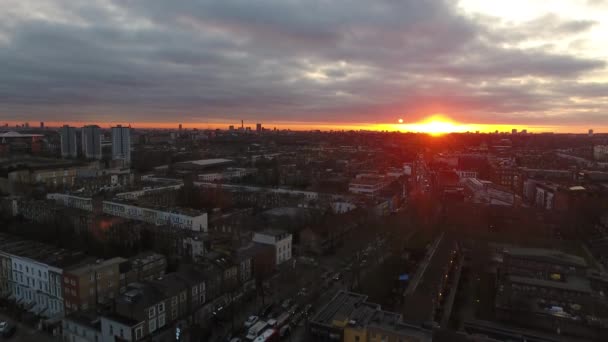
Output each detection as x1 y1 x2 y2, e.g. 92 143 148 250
60 125 78 158
111 125 131 164
82 125 102 159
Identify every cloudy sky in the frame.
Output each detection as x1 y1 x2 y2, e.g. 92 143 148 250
1 0 607 131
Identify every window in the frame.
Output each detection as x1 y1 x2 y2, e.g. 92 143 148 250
135 326 143 340
26 266 29 273
64 277 69 284
70 279 76 286
158 313 166 328
148 318 157 333
148 307 155 318
120 328 124 338
109 325 113 335
192 286 197 295
157 302 165 313
179 291 186 301
90 274 94 282
172 296 178 306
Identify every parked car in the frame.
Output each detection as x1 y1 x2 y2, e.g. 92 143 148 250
0 321 16 338
244 316 259 328
279 324 291 338
260 304 274 318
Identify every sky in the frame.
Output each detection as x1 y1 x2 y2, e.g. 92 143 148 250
1 0 607 132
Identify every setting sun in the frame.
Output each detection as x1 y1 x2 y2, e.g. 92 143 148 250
401 114 469 135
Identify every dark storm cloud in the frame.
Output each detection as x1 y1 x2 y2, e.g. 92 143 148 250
0 0 606 126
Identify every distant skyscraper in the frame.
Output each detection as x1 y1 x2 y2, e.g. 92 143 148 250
589 129 594 137
60 125 78 158
179 123 182 130
40 122 44 129
82 125 102 159
511 128 518 134
229 125 235 131
256 123 262 132
112 125 131 164
521 129 528 134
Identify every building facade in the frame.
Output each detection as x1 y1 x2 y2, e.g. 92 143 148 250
111 125 131 164
82 125 102 160
252 230 292 265
60 125 78 158
62 258 125 314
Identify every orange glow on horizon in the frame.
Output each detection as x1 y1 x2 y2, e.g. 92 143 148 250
0 119 596 134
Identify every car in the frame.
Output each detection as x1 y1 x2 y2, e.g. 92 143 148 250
266 318 277 327
244 316 259 328
279 324 291 338
281 299 293 309
260 304 274 317
0 321 16 338
212 304 225 316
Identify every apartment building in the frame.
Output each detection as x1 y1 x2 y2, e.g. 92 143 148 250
47 193 94 212
252 230 293 265
0 234 84 318
63 257 126 314
102 200 208 232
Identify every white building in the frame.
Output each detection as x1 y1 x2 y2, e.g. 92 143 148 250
115 184 183 200
455 170 478 179
82 125 102 160
348 174 389 196
111 125 131 164
47 193 94 211
182 237 206 261
330 201 357 214
594 145 608 161
60 125 78 158
252 230 292 265
9 255 65 318
102 201 207 232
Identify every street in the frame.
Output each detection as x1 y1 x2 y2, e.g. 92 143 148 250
0 311 56 342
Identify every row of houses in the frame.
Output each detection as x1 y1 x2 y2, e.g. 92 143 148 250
46 193 208 232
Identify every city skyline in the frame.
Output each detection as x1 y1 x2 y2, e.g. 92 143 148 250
1 0 608 132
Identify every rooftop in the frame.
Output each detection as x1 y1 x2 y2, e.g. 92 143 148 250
504 247 587 268
175 158 233 166
311 291 370 327
65 257 128 276
0 131 43 138
0 233 84 268
508 275 592 294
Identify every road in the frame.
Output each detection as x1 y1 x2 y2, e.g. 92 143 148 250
0 311 56 342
